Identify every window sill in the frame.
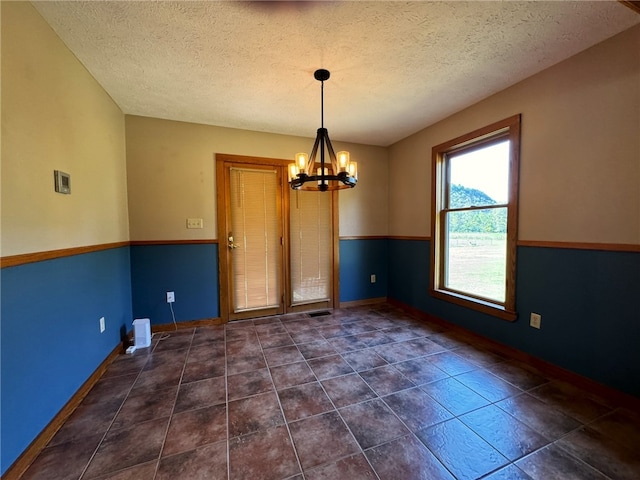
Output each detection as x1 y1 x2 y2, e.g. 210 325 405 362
431 288 517 322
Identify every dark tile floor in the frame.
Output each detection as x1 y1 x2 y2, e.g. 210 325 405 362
21 304 640 480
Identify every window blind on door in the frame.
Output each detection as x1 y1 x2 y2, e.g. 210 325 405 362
230 168 280 312
290 190 331 305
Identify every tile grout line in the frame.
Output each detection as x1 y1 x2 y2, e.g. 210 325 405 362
255 315 308 480
77 337 159 480
343 314 525 479
286 309 416 479
347 327 459 480
320 315 432 478
151 328 196 480
224 324 231 480
314 348 390 478
249 308 561 479
412 341 615 480
304 352 381 479
264 310 386 477
76 330 184 479
413 363 520 478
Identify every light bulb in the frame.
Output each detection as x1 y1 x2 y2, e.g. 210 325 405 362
348 161 358 179
337 151 350 172
295 153 308 173
288 163 299 182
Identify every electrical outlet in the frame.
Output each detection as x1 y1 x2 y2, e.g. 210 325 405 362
530 312 541 329
166 291 175 303
370 274 376 283
99 316 105 333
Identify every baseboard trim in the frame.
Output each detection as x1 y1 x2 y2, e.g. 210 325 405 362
151 317 225 333
2 342 124 480
389 298 640 411
340 297 387 308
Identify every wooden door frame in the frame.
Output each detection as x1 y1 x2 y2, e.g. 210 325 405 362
216 153 340 323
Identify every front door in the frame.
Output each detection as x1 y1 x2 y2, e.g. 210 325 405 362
217 154 338 322
225 163 284 320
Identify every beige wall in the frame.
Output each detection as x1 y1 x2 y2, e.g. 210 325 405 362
5 1 636 251
389 24 640 245
1 2 128 257
125 116 388 241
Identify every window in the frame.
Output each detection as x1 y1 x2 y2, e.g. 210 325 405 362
431 115 520 321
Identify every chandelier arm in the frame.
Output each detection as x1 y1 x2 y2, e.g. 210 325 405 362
319 129 326 178
307 130 321 173
324 132 338 170
317 128 329 192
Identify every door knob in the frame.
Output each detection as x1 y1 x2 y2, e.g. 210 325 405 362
228 235 239 250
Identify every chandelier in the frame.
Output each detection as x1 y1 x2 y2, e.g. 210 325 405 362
288 69 358 191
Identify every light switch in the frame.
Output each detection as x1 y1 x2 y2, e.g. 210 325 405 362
187 218 203 229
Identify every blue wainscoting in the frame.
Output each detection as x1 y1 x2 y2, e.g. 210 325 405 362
339 238 388 303
387 238 640 398
515 246 640 397
387 238 431 312
0 247 132 474
130 243 219 326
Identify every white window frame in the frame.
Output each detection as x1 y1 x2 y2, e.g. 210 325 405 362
431 115 521 321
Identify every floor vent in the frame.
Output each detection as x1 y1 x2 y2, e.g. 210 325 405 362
309 311 331 317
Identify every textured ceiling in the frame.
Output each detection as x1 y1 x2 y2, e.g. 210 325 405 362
32 1 639 146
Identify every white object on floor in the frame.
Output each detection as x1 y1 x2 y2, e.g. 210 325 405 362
133 318 151 348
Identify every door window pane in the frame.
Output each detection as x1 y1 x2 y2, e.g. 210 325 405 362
290 190 331 305
230 168 280 312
